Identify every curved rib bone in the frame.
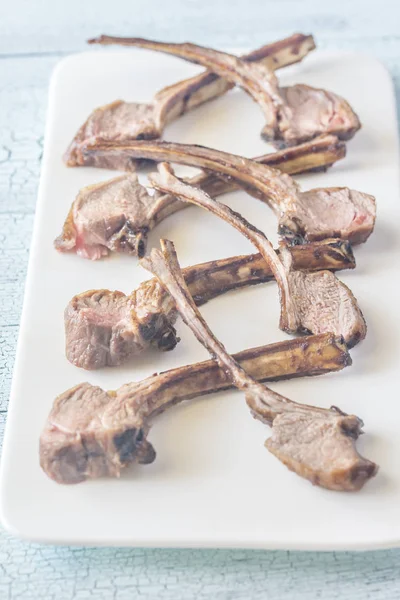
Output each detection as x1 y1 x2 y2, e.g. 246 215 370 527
89 35 361 146
153 164 299 332
40 332 350 484
65 34 315 167
57 136 346 259
148 164 366 342
79 140 376 246
65 239 355 370
141 239 377 491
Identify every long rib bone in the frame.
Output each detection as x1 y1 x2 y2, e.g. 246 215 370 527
89 35 361 146
79 140 376 246
40 332 350 484
56 136 346 259
65 239 355 370
65 34 315 167
141 239 377 491
149 164 366 342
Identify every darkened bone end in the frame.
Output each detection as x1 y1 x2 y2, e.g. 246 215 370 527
278 219 307 246
113 428 156 465
109 223 149 257
139 313 180 352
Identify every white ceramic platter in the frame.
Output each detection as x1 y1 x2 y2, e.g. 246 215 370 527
1 48 399 549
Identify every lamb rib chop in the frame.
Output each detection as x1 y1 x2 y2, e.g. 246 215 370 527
56 135 346 259
89 35 361 146
141 239 377 491
149 164 366 342
40 331 351 484
65 239 355 370
78 140 376 246
65 33 315 167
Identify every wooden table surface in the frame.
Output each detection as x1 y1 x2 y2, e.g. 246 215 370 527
1 1 400 597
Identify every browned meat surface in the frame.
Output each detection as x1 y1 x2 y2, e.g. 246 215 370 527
280 85 361 145
149 164 367 342
57 137 347 260
65 279 178 370
65 239 355 370
286 268 366 347
79 140 376 246
141 239 377 491
280 187 376 245
89 36 361 146
64 101 159 169
54 174 153 259
65 34 315 166
40 332 350 484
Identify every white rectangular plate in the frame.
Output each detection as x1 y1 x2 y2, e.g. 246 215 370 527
1 49 400 550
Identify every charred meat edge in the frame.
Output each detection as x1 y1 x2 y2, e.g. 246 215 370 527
40 332 350 484
141 239 377 491
65 239 355 370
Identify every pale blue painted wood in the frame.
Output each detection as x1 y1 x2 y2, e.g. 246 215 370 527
1 1 400 597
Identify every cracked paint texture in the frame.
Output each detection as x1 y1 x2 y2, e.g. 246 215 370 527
1 1 400 597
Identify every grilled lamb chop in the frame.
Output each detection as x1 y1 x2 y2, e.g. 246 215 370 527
141 239 377 491
65 33 315 167
65 239 355 370
55 173 152 259
79 140 376 246
89 35 361 146
149 164 366 342
56 136 346 259
40 332 350 484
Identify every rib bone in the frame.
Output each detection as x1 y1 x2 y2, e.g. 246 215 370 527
89 35 361 146
65 239 355 370
65 34 315 167
56 136 346 259
40 332 350 484
148 164 366 342
79 140 376 246
141 239 377 491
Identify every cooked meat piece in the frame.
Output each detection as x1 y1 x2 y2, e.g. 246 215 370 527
282 251 366 347
57 136 346 259
80 140 376 246
279 187 376 245
65 34 315 167
141 239 377 491
65 239 355 370
280 85 361 145
65 279 178 370
65 101 159 170
89 36 361 146
40 332 350 484
54 174 152 259
149 164 366 342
